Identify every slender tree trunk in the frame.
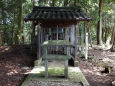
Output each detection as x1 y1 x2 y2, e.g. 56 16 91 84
46 0 50 6
74 0 77 6
17 0 23 44
11 13 16 45
102 28 104 42
31 0 35 7
105 28 108 43
30 0 35 45
64 0 68 6
2 7 6 45
110 28 115 44
52 0 55 7
11 24 14 45
97 0 103 45
0 30 2 47
111 29 115 52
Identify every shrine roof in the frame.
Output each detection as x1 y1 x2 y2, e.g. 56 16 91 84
25 6 91 27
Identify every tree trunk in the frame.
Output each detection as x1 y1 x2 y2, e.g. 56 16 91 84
110 28 115 44
111 37 115 52
17 0 23 44
97 0 103 45
74 0 77 6
64 0 68 6
31 0 36 7
1 6 6 45
0 30 2 47
104 28 108 43
46 0 50 6
52 0 55 7
11 13 16 45
111 29 115 52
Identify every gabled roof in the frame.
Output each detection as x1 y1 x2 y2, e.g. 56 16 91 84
25 6 91 27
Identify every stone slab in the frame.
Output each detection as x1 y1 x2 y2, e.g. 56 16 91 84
21 60 90 86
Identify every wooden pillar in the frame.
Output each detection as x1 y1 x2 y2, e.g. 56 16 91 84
70 25 75 54
56 27 58 53
65 59 68 78
57 27 58 40
65 47 70 78
74 24 79 67
65 27 69 40
37 24 41 59
45 47 48 78
70 25 75 45
84 22 86 39
85 33 88 60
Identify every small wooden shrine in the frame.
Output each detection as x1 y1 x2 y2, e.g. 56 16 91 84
25 6 91 78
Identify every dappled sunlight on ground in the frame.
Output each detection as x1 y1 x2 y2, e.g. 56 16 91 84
79 47 115 86
0 45 114 86
0 45 34 86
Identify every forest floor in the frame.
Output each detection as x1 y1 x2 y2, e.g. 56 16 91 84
0 45 115 86
79 46 115 86
0 45 35 86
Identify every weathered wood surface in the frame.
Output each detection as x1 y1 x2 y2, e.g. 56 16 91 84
74 24 79 66
42 40 72 47
65 27 70 40
85 33 88 60
42 54 71 60
37 25 41 59
21 62 90 86
42 40 72 78
75 24 78 59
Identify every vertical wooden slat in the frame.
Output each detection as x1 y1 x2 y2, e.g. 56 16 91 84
65 47 70 78
56 26 58 54
45 47 48 78
57 11 61 19
65 27 69 40
74 24 78 66
56 26 58 40
37 24 41 59
64 27 69 54
70 25 75 54
85 33 88 60
65 59 68 78
36 10 42 19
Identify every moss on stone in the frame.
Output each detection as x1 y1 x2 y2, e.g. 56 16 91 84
21 66 90 86
34 60 41 66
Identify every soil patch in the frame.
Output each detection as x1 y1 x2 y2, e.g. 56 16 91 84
0 45 36 86
79 47 115 86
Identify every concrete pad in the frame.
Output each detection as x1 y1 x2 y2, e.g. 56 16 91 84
21 60 90 86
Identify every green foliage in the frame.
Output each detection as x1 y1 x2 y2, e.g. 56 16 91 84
0 0 114 46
